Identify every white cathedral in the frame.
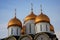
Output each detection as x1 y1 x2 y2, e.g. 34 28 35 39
1 4 58 40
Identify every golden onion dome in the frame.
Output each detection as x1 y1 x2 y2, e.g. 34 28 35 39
8 17 22 28
24 3 37 22
35 12 50 23
8 9 22 28
24 11 36 22
50 24 54 32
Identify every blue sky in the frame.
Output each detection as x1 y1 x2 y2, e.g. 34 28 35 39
0 0 60 39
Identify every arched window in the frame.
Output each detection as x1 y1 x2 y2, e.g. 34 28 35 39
46 25 48 31
29 24 31 33
41 37 43 40
35 25 37 32
17 28 18 35
33 24 35 30
40 25 42 31
11 28 13 34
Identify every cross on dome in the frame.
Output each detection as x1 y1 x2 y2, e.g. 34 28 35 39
40 4 43 13
31 3 33 12
15 9 16 18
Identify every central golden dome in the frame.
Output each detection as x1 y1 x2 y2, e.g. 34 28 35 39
50 24 54 32
8 17 22 28
24 4 37 22
35 12 50 23
24 11 36 22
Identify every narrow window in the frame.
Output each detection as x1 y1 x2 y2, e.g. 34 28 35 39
35 25 37 32
29 24 31 33
11 28 13 34
40 25 42 31
34 24 35 32
46 25 48 31
41 37 43 40
17 28 18 35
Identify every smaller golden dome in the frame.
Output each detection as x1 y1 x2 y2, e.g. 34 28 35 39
8 17 22 28
50 24 54 32
24 11 36 22
35 12 50 23
21 26 26 34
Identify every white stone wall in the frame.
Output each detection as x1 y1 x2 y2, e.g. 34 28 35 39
25 20 35 34
8 26 21 36
35 22 50 33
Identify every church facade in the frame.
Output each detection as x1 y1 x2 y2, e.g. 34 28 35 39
0 5 58 40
